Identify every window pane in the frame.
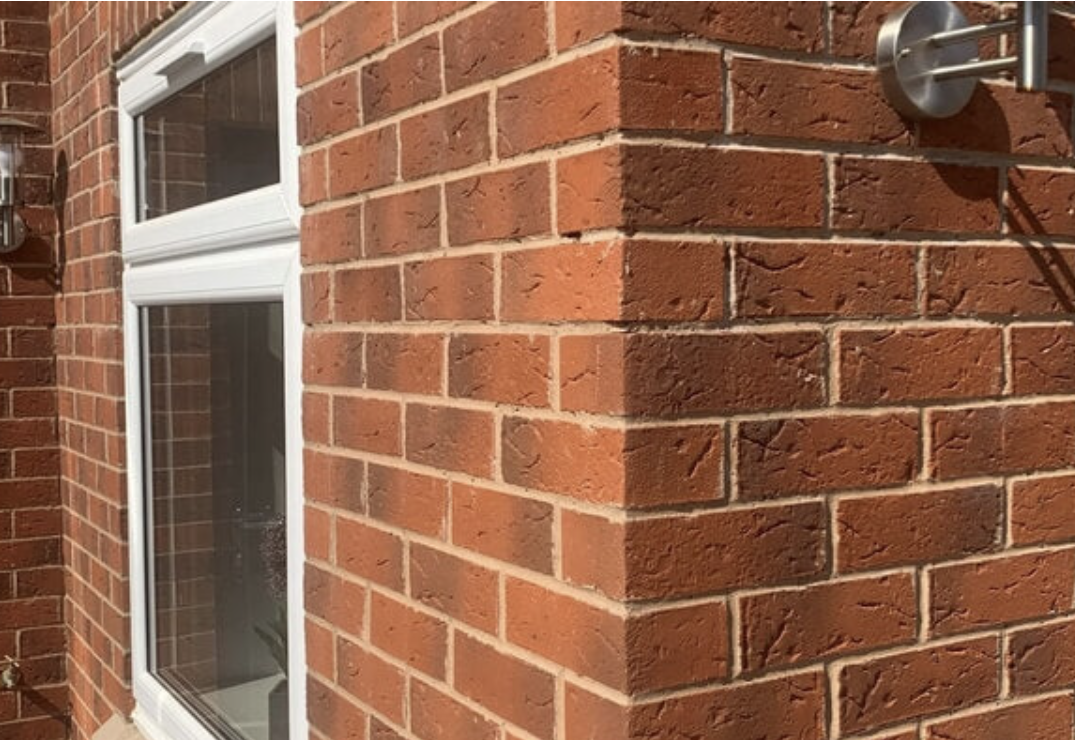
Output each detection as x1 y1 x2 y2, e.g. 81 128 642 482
144 302 288 740
138 38 279 221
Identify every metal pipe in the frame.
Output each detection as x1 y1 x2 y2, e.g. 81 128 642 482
1019 1 1049 90
926 18 1018 46
929 56 1018 81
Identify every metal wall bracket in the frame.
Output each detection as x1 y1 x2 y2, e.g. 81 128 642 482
878 1 1050 119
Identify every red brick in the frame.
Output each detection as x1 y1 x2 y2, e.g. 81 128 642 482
840 328 1003 404
305 564 366 637
333 396 400 456
561 511 625 599
453 632 555 739
1012 325 1075 394
1010 168 1075 237
307 677 367 740
367 463 448 538
631 672 826 740
303 449 363 512
626 601 728 692
732 57 910 144
625 503 826 600
555 2 621 50
497 46 721 157
334 266 401 322
736 241 916 319
336 636 405 724
299 149 327 206
370 592 447 679
448 333 549 406
446 164 550 245
836 486 1003 573
327 126 398 198
297 73 359 145
742 574 916 672
834 158 999 234
295 24 323 87
336 517 404 591
921 85 1073 157
366 332 442 395
565 682 628 740
738 414 917 499
363 186 441 257
927 245 1075 317
840 638 999 732
1012 474 1075 545
559 145 825 234
411 680 497 740
302 202 362 265
406 404 493 478
501 417 622 505
443 2 546 91
303 391 330 445
503 239 723 322
452 483 553 574
621 2 824 50
410 543 498 633
401 94 490 180
931 549 1075 636
1010 618 1075 693
322 2 393 73
398 2 471 37
506 578 625 689
362 34 441 122
404 254 494 320
554 146 623 234
830 2 909 58
1050 13 1075 82
303 330 363 386
560 332 825 417
930 403 1075 480
925 696 1075 740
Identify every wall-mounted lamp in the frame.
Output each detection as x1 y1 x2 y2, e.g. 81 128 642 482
878 1 1054 119
0 117 40 254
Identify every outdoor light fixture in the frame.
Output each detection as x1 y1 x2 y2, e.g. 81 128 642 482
0 116 40 253
877 1 1056 119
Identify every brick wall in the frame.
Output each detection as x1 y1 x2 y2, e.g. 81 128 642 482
50 3 179 738
298 3 1075 740
26 2 1075 740
0 2 64 739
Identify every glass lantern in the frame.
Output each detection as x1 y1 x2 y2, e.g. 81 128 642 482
0 117 40 252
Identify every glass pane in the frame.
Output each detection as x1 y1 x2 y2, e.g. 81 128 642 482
144 302 288 740
138 38 279 221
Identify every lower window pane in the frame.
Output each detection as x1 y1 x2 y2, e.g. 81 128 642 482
144 302 288 740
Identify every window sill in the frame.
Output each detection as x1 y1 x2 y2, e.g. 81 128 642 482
92 716 151 740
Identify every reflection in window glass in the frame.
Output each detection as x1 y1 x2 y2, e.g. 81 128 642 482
145 302 288 740
138 38 279 221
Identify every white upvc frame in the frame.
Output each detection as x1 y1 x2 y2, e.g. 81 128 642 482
117 4 306 740
117 1 301 266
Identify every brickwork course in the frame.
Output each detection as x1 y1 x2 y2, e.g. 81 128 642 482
0 1 1072 740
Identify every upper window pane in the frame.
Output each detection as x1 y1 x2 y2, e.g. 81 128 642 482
138 38 279 221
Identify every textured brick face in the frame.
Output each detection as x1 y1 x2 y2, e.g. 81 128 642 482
37 3 1075 740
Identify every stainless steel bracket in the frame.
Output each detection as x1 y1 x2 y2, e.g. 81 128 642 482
878 1 1051 119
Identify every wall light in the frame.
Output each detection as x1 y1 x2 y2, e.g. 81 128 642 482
0 117 41 254
878 1 1053 119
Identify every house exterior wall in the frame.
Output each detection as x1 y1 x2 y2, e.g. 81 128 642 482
0 3 64 739
0 2 1069 740
49 3 180 737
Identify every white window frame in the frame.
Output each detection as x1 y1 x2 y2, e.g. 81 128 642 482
117 4 306 740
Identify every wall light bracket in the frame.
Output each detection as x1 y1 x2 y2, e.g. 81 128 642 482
878 1 1051 119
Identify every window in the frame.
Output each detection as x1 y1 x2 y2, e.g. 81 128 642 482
118 5 304 740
